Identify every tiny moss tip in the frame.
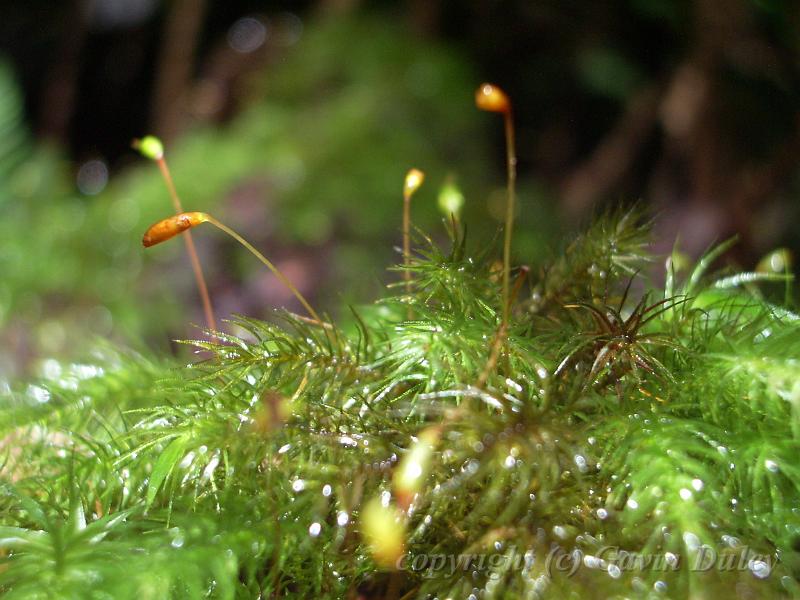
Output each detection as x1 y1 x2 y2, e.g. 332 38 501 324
404 168 425 196
438 181 465 216
133 135 165 161
475 82 510 114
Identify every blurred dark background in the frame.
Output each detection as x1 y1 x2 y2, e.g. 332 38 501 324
0 0 798 375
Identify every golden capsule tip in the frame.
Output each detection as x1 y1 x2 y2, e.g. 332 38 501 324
404 168 425 196
475 83 510 114
142 211 209 247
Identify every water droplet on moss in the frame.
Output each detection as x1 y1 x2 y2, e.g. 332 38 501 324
682 532 700 551
170 530 185 548
574 454 588 473
748 559 770 579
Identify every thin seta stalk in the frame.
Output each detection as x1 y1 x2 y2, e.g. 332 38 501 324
476 266 529 389
133 136 217 331
402 168 425 317
141 211 324 328
475 83 519 387
475 83 516 327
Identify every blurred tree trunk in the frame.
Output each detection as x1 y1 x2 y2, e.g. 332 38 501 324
39 0 92 142
151 0 208 143
654 0 749 256
560 85 661 217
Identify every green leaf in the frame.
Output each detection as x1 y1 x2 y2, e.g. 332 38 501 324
146 435 187 508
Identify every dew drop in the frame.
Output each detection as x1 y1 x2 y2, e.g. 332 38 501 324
682 532 700 551
463 459 480 474
27 385 50 404
202 455 220 481
583 555 601 569
308 522 321 537
574 454 588 473
170 531 185 548
748 559 771 579
721 534 740 548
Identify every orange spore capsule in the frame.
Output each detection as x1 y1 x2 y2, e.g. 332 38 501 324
142 211 209 247
475 83 510 114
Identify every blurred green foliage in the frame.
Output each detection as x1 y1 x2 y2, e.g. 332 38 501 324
0 16 564 376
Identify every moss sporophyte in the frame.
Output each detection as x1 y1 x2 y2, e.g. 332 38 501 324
134 135 216 331
142 211 323 327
